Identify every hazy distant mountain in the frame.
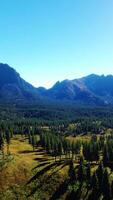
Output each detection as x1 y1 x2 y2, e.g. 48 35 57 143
0 63 40 103
0 63 113 106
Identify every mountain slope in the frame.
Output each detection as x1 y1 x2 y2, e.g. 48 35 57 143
37 79 104 106
0 63 40 103
37 74 113 106
82 74 113 104
1 63 113 106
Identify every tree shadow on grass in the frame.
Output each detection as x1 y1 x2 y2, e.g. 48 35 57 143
49 179 69 200
50 160 70 176
49 162 80 200
87 189 101 200
27 161 61 185
65 183 83 200
18 150 34 154
35 152 46 155
18 148 45 155
32 161 51 170
34 148 43 153
18 149 44 154
66 190 80 200
33 157 50 162
27 160 70 198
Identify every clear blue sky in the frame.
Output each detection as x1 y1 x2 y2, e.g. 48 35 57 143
0 0 113 88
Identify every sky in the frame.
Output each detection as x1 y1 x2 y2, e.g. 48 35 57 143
0 0 113 88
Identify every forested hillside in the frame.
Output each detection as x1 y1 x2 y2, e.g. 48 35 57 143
1 106 113 199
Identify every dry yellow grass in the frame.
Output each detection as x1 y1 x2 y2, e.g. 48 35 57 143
0 135 43 193
0 135 61 193
0 134 104 200
66 135 91 142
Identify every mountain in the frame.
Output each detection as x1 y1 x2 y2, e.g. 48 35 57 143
0 63 40 103
82 74 113 104
0 63 113 106
37 78 104 106
37 74 113 106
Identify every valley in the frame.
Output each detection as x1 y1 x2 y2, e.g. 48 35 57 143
1 0 113 199
1 112 113 200
1 64 113 199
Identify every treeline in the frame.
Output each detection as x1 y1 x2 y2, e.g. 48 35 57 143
40 132 81 161
1 104 113 138
38 132 113 170
1 104 113 126
0 128 13 158
1 123 113 170
66 120 104 136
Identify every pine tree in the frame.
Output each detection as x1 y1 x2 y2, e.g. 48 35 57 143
91 172 98 191
102 169 111 200
0 132 4 159
54 142 58 162
58 141 62 161
46 136 51 153
68 160 76 182
67 141 71 159
28 133 32 144
5 130 11 155
111 180 113 199
63 140 68 159
31 133 35 151
78 158 84 182
86 163 91 182
96 162 104 190
71 141 75 160
103 145 109 167
51 138 55 155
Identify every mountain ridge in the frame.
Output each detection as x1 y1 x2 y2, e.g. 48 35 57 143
0 63 113 106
